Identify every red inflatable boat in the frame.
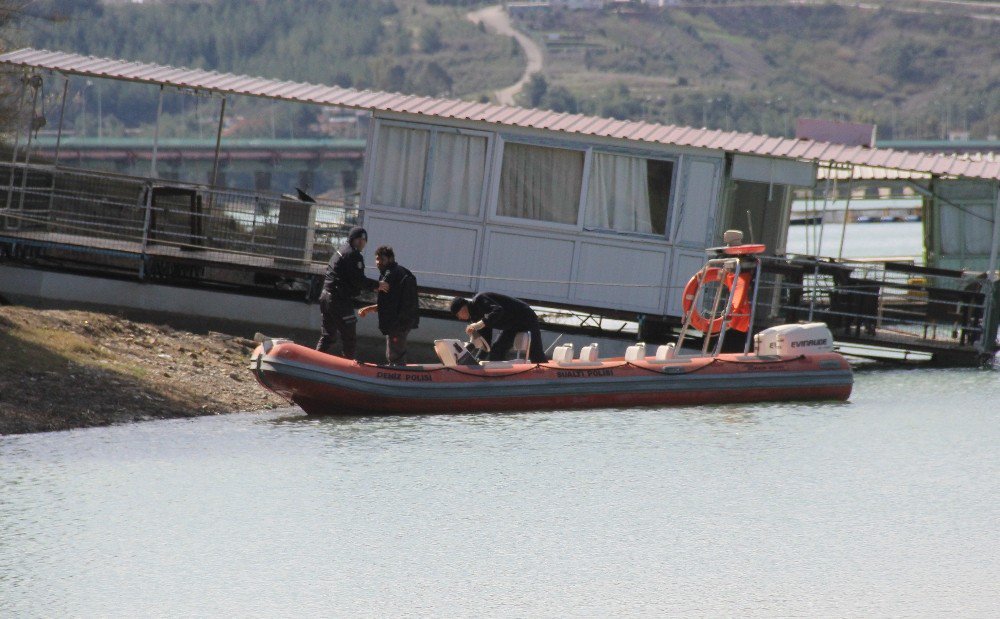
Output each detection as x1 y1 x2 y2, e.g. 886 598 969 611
249 244 853 415
249 340 852 415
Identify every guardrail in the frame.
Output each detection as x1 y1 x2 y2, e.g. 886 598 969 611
0 161 359 269
759 255 997 359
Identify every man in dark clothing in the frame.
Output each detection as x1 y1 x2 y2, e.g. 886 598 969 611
449 292 547 363
358 246 420 365
316 226 388 359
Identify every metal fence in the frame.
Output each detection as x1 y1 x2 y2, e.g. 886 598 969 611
0 161 359 270
760 254 995 352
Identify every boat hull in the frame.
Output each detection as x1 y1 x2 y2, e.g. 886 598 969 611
250 342 853 415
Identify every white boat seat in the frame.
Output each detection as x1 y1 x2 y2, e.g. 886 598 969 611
552 343 575 363
579 343 599 362
624 342 647 362
654 343 676 361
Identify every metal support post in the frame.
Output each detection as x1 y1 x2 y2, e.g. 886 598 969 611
712 258 740 357
980 185 1000 359
743 258 763 355
17 75 43 215
139 84 165 278
139 182 154 280
808 262 819 322
150 84 164 179
988 186 1000 277
210 96 227 188
47 76 70 221
837 171 854 260
4 74 29 214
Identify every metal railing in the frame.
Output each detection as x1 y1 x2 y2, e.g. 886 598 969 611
0 161 359 270
759 254 995 353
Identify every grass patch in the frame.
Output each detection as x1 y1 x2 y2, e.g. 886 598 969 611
2 323 111 371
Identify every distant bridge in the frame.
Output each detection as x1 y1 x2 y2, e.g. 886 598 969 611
26 136 366 198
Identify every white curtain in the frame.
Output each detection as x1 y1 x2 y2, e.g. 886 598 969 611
498 142 583 225
372 126 429 210
427 132 487 216
585 152 653 233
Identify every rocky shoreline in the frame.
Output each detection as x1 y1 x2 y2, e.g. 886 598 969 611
0 306 305 435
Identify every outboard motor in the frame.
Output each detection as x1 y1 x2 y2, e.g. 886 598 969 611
433 339 481 366
755 323 834 357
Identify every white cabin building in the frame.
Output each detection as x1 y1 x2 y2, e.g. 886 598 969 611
360 110 815 319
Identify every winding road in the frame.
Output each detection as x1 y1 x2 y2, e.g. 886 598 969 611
467 5 544 106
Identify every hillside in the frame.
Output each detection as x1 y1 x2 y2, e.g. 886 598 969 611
519 2 999 139
13 0 520 135
11 0 1000 140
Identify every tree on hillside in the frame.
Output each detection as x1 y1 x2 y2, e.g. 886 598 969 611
393 25 413 56
542 86 578 114
419 24 443 54
414 61 452 96
525 74 547 107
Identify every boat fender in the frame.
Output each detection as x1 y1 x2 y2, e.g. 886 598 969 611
681 267 753 333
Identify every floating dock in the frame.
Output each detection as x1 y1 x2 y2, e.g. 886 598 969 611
1 48 998 366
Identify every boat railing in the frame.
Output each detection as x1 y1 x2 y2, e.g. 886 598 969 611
675 248 764 358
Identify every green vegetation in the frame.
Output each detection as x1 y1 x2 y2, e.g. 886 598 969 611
12 0 1000 140
531 3 999 139
17 0 517 136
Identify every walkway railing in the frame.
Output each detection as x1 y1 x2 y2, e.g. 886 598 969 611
759 254 997 358
1 161 359 270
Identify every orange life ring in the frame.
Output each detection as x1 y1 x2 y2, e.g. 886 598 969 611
681 267 753 333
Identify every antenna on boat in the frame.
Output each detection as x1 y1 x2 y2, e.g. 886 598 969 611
745 210 755 244
544 334 564 355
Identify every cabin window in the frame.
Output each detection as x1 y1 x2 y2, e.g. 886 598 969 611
426 132 488 216
371 125 430 210
584 153 673 235
498 142 583 225
372 124 487 217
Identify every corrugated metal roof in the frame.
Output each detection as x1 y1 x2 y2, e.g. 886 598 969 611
3 47 999 181
819 165 929 181
819 153 997 181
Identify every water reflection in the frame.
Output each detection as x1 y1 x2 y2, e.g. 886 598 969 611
2 370 998 616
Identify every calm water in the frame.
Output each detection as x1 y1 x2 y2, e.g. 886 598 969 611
2 369 998 616
3 222 999 616
786 220 924 260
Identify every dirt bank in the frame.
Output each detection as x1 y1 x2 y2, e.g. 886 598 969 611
0 306 298 435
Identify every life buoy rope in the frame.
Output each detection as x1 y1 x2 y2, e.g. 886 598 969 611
681 267 753 333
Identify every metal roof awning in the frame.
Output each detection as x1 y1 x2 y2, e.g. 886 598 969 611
2 47 1000 181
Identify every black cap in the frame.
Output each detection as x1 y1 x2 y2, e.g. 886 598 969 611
348 227 367 242
449 296 469 315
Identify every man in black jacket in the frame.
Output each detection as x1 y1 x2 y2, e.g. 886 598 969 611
449 292 547 363
358 246 420 365
316 227 388 359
